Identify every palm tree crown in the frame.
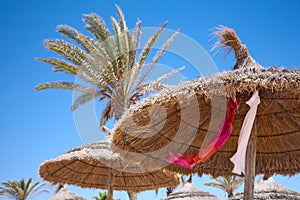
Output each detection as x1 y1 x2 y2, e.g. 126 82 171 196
93 191 108 200
204 176 244 198
0 178 48 200
36 5 181 126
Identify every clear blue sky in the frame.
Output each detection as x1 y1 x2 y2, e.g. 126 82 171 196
0 0 300 199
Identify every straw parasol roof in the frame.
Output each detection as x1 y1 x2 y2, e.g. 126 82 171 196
162 182 220 200
39 138 180 192
49 186 86 200
112 27 300 177
230 177 300 200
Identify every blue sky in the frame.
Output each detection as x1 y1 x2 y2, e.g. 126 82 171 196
0 0 300 199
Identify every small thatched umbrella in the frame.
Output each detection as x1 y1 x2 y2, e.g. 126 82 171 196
49 186 86 200
112 27 300 200
40 138 180 200
162 182 220 200
230 177 300 200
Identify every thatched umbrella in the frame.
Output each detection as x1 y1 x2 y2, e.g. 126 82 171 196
230 177 300 200
162 182 220 200
112 27 300 200
49 186 86 200
40 138 180 200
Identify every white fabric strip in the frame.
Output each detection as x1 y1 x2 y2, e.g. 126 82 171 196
230 90 260 175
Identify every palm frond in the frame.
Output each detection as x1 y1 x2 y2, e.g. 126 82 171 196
78 59 119 89
83 13 111 42
72 89 101 111
55 24 119 86
57 25 112 71
99 100 113 128
111 16 122 76
0 179 48 200
137 30 179 86
126 22 168 93
44 39 91 66
204 182 226 191
56 25 87 50
131 19 142 65
115 4 127 31
36 58 79 75
136 21 168 69
115 5 132 69
111 16 121 46
204 176 244 197
35 81 93 91
26 181 48 199
23 178 32 198
0 187 18 199
137 83 165 94
79 60 104 85
232 176 244 188
83 13 117 71
138 66 185 93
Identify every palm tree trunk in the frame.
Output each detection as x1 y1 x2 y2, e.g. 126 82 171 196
103 97 128 200
107 167 114 200
113 87 129 121
127 192 138 200
227 189 234 197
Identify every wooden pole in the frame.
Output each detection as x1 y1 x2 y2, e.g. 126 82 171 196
107 164 114 200
244 125 257 200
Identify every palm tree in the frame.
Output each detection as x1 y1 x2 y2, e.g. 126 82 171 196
36 4 181 127
0 178 48 200
93 191 108 200
36 5 181 200
204 176 244 198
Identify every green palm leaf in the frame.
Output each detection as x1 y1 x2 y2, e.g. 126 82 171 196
35 81 93 92
136 21 168 70
99 100 113 127
44 39 90 66
137 30 179 87
0 178 48 200
72 89 101 111
36 58 78 75
137 66 185 93
83 13 111 42
204 176 244 197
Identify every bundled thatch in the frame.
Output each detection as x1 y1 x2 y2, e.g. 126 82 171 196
230 177 300 200
48 186 86 200
162 182 220 200
39 138 180 192
112 27 300 177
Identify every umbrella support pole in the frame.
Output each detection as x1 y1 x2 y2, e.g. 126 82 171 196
107 167 114 200
244 128 256 200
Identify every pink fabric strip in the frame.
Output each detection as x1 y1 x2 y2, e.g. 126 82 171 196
166 98 241 169
230 91 260 175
